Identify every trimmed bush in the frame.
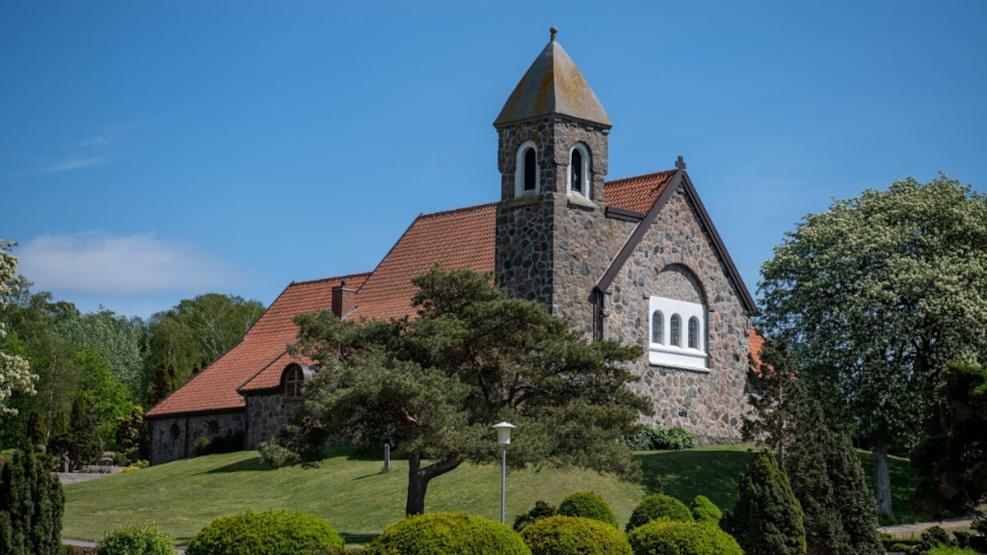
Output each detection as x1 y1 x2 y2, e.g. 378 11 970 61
185 509 343 555
96 523 175 555
627 521 743 555
626 494 692 532
617 426 696 451
557 492 619 529
689 496 722 526
521 515 632 555
371 512 529 555
0 449 65 555
513 501 557 532
121 460 148 473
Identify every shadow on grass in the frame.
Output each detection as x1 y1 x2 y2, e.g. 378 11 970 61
632 449 753 512
204 456 272 473
342 532 379 546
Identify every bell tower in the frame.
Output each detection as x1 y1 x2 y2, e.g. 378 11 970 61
494 27 612 332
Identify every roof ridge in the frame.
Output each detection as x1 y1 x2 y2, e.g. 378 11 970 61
605 168 677 187
289 271 373 287
417 202 498 220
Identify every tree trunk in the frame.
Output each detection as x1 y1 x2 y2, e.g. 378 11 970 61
873 437 895 520
406 453 429 516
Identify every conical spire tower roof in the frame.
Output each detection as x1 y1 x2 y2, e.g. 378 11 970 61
494 28 611 129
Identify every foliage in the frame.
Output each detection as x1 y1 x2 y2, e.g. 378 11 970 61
75 347 132 450
48 409 70 471
185 509 343 555
192 431 244 457
912 363 987 528
625 494 693 532
68 396 102 468
618 425 661 451
27 409 48 449
58 310 148 402
513 501 557 532
520 515 631 555
95 523 175 555
266 266 652 515
722 451 806 555
618 425 695 451
755 175 987 519
120 460 148 473
556 492 618 529
0 239 35 416
371 512 529 555
689 496 722 526
115 406 148 461
0 449 65 555
146 293 264 402
626 521 743 555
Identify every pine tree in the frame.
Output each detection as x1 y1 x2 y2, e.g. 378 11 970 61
68 396 102 468
723 451 806 555
0 450 64 555
26 409 47 451
823 430 883 555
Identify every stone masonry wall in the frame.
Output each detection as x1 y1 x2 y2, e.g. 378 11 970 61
603 186 751 444
244 392 303 449
148 411 245 465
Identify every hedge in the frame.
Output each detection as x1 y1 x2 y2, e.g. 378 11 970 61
371 512 529 555
521 516 632 555
185 509 343 555
627 521 743 555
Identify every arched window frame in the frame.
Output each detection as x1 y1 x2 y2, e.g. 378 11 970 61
208 420 220 436
514 141 540 198
647 296 708 372
651 310 664 345
567 142 591 199
170 423 181 441
282 363 313 401
670 314 682 347
688 317 700 349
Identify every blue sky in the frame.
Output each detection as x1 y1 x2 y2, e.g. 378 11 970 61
2 1 985 318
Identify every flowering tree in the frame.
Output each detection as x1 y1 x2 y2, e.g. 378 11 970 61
0 239 35 415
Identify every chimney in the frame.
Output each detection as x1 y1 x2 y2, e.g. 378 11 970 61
331 280 356 318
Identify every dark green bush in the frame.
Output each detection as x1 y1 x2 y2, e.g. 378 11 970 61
689 496 722 526
557 492 619 529
626 494 693 532
185 509 343 555
371 512 529 555
96 523 175 555
627 521 743 555
192 431 244 457
617 426 696 451
721 451 806 555
921 526 954 552
521 515 632 555
513 501 557 532
0 449 65 555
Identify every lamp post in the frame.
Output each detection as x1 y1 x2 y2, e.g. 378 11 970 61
492 421 517 524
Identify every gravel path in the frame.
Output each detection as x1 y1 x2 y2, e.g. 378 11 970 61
878 516 974 538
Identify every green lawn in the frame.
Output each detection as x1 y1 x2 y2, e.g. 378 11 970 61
62 445 921 546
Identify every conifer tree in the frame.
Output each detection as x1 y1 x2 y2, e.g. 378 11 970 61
26 409 47 451
115 405 148 460
47 409 69 472
722 451 806 555
0 449 64 555
68 396 102 467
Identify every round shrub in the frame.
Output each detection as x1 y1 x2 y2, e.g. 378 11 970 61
689 496 722 526
185 509 343 555
521 515 632 555
626 494 693 532
96 523 175 555
557 491 619 529
371 512 529 555
513 500 557 532
627 521 743 555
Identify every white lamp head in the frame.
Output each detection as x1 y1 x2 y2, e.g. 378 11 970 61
492 421 517 445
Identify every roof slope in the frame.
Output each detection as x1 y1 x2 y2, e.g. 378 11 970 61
146 272 370 418
494 33 611 128
604 170 677 213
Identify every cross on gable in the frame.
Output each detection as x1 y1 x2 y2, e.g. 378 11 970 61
675 156 687 170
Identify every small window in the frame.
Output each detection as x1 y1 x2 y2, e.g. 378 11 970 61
208 420 220 436
570 149 583 194
284 365 305 400
651 311 663 344
670 314 682 347
170 423 180 440
688 317 699 349
523 148 537 192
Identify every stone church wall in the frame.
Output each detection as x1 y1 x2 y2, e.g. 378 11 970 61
148 411 246 465
244 392 303 449
603 186 751 444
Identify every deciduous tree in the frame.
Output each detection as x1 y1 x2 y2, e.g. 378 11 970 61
0 239 34 416
756 175 987 518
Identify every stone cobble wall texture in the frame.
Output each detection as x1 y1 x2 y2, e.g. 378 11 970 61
603 186 751 444
149 411 245 465
245 392 303 449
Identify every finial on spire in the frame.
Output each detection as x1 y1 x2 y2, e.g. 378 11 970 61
550 26 558 41
675 156 687 170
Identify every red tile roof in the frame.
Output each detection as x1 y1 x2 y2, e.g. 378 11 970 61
749 327 766 370
146 273 370 418
603 170 677 213
148 171 760 418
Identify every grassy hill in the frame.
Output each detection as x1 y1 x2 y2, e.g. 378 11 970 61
62 445 918 547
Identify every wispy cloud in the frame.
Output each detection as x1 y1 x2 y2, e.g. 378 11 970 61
17 232 244 294
27 154 108 175
74 134 109 147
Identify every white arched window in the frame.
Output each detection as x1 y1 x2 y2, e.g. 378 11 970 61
514 141 540 197
651 311 663 344
647 297 708 371
567 143 591 199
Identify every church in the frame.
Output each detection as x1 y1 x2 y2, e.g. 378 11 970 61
146 29 760 465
